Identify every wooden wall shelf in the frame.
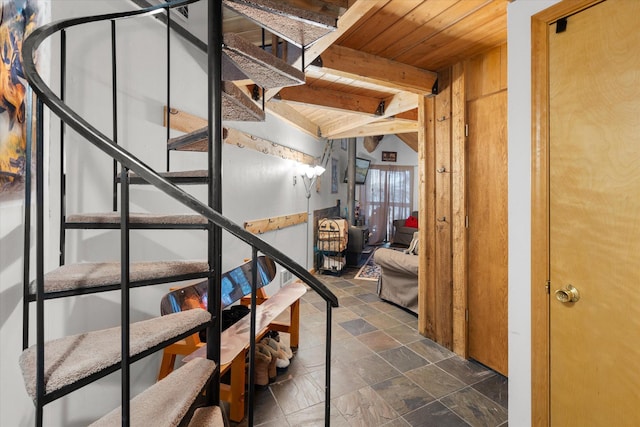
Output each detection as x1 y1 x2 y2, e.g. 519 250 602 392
244 212 307 234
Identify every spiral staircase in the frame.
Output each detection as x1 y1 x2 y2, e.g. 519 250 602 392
20 0 338 425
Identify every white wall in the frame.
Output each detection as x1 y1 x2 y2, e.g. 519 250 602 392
507 1 560 425
0 1 349 425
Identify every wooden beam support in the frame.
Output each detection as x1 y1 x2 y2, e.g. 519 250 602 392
418 94 434 339
266 101 322 138
164 106 206 133
451 61 467 358
244 212 308 234
321 91 418 137
275 85 381 114
225 128 317 164
163 106 318 164
327 117 417 138
433 68 453 348
307 44 438 94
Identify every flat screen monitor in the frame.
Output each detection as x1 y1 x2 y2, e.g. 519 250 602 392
344 157 371 185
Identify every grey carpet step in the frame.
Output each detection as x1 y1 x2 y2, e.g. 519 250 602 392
29 260 210 298
223 0 337 47
19 309 212 401
223 32 304 89
188 406 224 427
222 81 265 122
65 212 208 229
118 169 209 185
90 358 216 427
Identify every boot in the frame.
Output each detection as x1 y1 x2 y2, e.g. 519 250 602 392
253 343 272 386
256 342 278 382
263 337 290 370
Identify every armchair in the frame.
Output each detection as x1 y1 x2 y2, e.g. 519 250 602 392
392 211 418 246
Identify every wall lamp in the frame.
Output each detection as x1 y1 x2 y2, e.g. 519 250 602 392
299 164 326 198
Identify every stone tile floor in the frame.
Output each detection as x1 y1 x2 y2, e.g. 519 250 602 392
230 261 508 427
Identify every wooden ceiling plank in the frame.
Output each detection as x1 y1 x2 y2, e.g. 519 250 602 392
393 0 506 64
413 19 506 70
266 101 322 138
308 44 437 94
396 132 419 152
275 85 382 114
364 0 461 57
328 118 418 138
338 0 424 51
390 0 502 61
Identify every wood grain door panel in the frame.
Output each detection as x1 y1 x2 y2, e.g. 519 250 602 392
549 0 640 424
467 90 508 376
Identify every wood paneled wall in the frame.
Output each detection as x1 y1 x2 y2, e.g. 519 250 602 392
418 68 457 348
418 44 507 356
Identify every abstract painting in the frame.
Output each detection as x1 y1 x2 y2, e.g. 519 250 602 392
0 0 41 201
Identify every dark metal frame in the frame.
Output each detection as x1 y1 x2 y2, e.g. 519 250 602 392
21 0 337 425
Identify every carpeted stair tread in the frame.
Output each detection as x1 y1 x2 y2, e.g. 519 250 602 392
222 81 265 122
29 260 210 295
223 32 304 89
19 309 212 400
188 406 224 427
66 212 208 227
223 0 336 47
89 357 216 427
119 169 209 184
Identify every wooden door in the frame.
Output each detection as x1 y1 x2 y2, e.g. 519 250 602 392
549 0 640 425
467 90 508 376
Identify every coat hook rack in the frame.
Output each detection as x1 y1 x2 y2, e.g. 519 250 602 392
437 216 447 222
437 167 447 173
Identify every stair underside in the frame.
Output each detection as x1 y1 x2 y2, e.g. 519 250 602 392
118 169 209 185
29 260 210 299
223 0 337 47
188 406 224 427
19 309 212 401
222 81 264 121
65 212 208 229
167 126 209 152
223 32 305 89
90 358 216 427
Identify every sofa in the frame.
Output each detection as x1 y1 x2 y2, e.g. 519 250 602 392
392 211 418 246
374 247 419 314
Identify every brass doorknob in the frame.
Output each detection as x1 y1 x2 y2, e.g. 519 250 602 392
555 284 580 303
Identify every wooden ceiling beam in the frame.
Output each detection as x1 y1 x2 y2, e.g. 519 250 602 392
307 44 437 94
320 91 418 137
275 85 382 114
265 101 322 138
328 117 417 139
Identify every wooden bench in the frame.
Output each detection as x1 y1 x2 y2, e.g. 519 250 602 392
158 281 306 422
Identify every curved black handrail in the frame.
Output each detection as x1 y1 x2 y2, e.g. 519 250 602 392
22 1 338 308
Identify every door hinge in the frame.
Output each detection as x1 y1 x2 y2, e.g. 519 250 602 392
465 215 469 228
465 309 469 322
545 281 551 294
465 123 469 137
